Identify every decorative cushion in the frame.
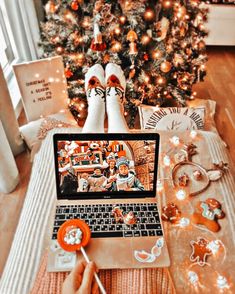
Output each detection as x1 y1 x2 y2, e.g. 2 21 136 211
13 56 68 122
186 99 217 133
20 110 81 150
138 105 205 131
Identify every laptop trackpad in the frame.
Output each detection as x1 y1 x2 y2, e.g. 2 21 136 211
77 237 170 269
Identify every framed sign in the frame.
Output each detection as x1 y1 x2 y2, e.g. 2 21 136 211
13 56 68 122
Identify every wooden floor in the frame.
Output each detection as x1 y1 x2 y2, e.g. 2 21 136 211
0 46 234 277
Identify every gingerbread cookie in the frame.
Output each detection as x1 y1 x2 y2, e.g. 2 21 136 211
191 198 225 232
161 203 181 224
178 173 189 187
190 237 212 266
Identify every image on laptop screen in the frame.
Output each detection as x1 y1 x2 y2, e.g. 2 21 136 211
54 135 159 199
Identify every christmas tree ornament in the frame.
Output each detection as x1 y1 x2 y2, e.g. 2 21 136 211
65 67 73 79
128 68 136 80
70 0 79 11
160 61 172 73
64 10 77 25
155 17 170 42
174 5 187 20
143 53 149 61
76 53 85 67
94 0 103 14
82 17 91 29
90 22 106 51
127 30 138 55
51 36 60 44
103 53 110 64
173 53 184 67
56 46 64 54
44 0 57 14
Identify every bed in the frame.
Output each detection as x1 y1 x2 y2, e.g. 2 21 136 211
0 126 234 294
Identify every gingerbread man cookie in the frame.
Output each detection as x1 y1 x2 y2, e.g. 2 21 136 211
161 203 181 224
191 198 225 232
190 237 212 266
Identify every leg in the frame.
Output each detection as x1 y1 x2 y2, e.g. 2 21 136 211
105 63 129 133
82 64 105 133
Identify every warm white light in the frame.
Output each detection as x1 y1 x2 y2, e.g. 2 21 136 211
179 217 190 227
35 73 40 78
176 189 186 200
190 130 197 139
157 180 164 193
217 276 229 289
163 155 171 167
188 271 199 286
207 240 220 254
48 77 54 82
114 27 121 35
170 136 180 146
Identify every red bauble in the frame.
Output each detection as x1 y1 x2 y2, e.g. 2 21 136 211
71 1 79 11
143 53 149 61
65 68 73 78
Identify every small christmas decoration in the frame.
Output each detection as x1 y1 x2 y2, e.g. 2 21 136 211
70 0 79 11
90 22 106 51
127 30 138 55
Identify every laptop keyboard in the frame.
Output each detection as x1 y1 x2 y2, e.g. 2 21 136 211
52 203 163 239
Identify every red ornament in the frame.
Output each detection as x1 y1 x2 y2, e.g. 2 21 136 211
65 68 73 78
143 53 149 61
90 39 106 52
71 0 79 10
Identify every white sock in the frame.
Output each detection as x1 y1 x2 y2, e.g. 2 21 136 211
82 64 105 133
105 63 129 133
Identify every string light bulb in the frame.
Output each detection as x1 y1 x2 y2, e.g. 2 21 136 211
176 189 186 200
188 271 199 286
216 275 229 289
163 155 171 167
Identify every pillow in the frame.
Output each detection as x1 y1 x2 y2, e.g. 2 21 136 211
13 56 68 122
20 110 81 150
138 105 205 131
186 99 217 133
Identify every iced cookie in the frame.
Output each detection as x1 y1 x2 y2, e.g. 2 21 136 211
191 198 225 232
161 203 181 224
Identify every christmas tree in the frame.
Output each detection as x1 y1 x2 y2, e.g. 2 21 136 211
40 0 208 127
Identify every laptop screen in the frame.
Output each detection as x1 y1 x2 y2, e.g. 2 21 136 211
53 133 160 200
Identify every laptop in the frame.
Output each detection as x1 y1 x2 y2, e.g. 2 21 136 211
47 133 170 272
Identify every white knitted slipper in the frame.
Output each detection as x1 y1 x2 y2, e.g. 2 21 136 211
85 64 105 91
105 63 126 91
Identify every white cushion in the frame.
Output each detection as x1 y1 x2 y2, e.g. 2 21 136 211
138 105 205 131
20 110 81 150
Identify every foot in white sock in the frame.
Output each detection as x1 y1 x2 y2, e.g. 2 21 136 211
105 63 129 133
83 64 105 133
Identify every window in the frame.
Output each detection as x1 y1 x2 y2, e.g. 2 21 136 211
0 2 18 80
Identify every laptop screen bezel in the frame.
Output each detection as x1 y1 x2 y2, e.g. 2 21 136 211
53 133 160 200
